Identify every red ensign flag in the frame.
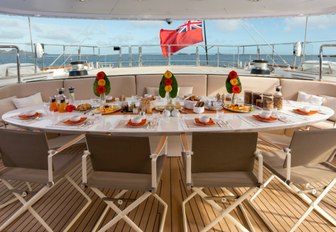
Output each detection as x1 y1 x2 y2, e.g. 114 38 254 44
160 20 203 58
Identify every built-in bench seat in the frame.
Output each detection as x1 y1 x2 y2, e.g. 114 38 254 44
1 74 335 131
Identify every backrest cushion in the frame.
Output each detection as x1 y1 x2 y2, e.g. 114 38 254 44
286 129 336 167
64 75 136 100
86 134 151 174
0 129 48 170
191 132 258 173
281 79 336 100
207 75 280 97
136 74 206 96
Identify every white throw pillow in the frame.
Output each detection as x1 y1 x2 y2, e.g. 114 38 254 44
297 91 324 106
146 87 159 96
321 95 336 121
12 92 43 109
0 96 17 119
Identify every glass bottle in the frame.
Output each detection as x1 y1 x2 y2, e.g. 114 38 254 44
273 86 283 110
68 87 75 104
58 97 67 113
49 96 58 112
56 88 66 104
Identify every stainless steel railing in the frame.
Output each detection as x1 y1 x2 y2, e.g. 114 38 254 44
319 44 336 81
0 45 21 82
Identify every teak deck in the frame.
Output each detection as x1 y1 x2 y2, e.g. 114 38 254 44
0 141 335 232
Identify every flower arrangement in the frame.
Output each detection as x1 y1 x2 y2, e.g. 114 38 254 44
93 71 111 97
159 70 178 98
226 70 242 95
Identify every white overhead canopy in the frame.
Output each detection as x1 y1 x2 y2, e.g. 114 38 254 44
0 0 335 20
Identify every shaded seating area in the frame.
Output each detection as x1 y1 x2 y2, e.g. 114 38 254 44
0 129 91 231
251 129 336 232
180 132 263 232
82 134 168 232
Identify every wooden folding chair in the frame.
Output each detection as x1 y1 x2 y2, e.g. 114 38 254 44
181 132 263 232
251 128 336 232
82 134 168 232
0 129 91 232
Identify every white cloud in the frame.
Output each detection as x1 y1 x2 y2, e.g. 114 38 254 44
0 29 25 39
214 19 243 32
0 18 28 40
284 15 336 31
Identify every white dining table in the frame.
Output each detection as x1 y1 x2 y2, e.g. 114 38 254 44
2 100 334 135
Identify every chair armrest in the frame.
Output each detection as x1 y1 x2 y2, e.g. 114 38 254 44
47 150 57 185
254 150 263 184
180 133 193 187
284 148 292 183
180 133 190 152
150 136 168 191
150 135 168 159
55 134 85 154
47 134 85 185
82 150 91 186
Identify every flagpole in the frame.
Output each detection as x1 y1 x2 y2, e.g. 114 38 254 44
202 20 209 65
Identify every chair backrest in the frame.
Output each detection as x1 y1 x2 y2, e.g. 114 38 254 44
285 129 336 167
191 132 258 173
85 134 152 174
0 129 49 170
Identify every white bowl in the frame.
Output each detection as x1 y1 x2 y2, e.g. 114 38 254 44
184 100 197 109
301 106 311 112
193 106 205 114
171 109 180 117
199 115 210 123
24 110 36 116
163 109 171 117
259 111 272 119
69 115 81 122
131 116 143 124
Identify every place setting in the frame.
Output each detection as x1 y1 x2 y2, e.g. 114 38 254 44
114 115 160 130
10 110 44 124
182 115 229 130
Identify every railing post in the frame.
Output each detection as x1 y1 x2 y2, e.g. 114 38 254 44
272 44 275 67
129 46 132 67
237 46 240 68
257 45 260 60
217 47 220 67
138 46 142 66
118 47 122 67
63 45 66 68
168 45 171 66
0 45 21 83
78 46 81 60
196 46 200 66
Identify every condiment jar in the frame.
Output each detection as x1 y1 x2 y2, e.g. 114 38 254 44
58 98 67 113
49 97 58 112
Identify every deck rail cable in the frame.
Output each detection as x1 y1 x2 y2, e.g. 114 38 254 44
240 20 291 68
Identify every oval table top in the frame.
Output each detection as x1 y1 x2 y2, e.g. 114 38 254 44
2 100 334 135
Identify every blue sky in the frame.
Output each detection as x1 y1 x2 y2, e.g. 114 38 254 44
0 13 335 55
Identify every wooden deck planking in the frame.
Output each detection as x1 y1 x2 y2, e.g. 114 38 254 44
0 141 334 231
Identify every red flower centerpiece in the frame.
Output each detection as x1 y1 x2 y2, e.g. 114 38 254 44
93 71 111 103
226 70 242 104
